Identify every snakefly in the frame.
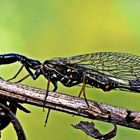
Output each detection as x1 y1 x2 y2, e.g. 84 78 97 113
1 52 140 104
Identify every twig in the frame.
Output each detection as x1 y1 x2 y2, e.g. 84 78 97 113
72 121 117 140
0 79 139 130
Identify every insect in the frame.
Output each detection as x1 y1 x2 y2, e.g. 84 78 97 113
1 52 140 97
0 97 17 131
0 97 30 132
48 52 140 91
32 52 140 95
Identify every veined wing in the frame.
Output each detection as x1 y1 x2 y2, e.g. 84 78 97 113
53 52 140 84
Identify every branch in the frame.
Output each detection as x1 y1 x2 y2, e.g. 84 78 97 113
72 121 117 140
0 78 139 130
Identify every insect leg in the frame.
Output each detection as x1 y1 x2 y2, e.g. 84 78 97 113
7 65 33 83
7 65 24 81
9 99 30 113
14 66 41 83
42 79 51 112
15 74 30 83
78 83 86 97
0 53 41 83
43 78 58 124
51 79 58 92
44 76 58 97
44 108 51 126
82 85 89 107
78 73 89 107
9 66 34 83
42 79 51 125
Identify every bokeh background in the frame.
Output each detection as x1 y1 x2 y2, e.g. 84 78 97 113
0 0 140 140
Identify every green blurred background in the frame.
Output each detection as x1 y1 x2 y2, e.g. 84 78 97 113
0 0 140 140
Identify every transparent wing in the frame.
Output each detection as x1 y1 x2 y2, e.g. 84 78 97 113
51 52 140 91
60 52 140 80
51 52 140 84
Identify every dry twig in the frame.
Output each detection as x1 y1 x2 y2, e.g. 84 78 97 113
0 78 139 130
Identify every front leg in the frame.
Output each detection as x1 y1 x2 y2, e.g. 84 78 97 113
50 77 58 92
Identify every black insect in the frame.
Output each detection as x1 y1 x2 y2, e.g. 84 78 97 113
1 52 140 96
31 52 140 94
0 97 17 131
0 96 30 132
